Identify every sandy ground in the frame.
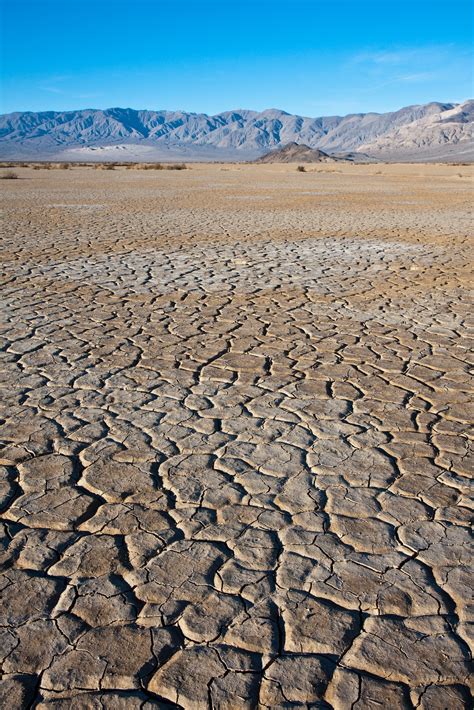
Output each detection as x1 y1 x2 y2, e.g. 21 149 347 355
0 163 473 709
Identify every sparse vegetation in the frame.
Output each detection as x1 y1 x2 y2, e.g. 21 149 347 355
128 162 187 170
138 163 164 170
1 170 18 179
0 160 190 172
296 165 306 172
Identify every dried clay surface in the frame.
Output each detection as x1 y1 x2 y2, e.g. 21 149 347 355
0 163 473 709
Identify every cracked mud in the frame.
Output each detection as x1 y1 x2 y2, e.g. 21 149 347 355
0 163 473 708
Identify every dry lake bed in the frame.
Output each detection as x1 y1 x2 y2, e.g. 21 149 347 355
0 162 473 708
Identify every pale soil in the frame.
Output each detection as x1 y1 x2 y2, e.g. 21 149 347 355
0 163 473 709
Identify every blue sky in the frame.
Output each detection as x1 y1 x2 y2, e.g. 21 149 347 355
1 0 472 116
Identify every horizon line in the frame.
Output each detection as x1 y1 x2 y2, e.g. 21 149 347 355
1 98 470 120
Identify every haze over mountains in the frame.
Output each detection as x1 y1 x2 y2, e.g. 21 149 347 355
0 100 472 161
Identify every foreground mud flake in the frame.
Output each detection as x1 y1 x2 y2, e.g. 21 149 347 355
5 454 95 529
179 590 244 643
223 600 281 654
42 649 108 692
42 626 177 692
35 692 154 709
209 671 261 710
344 616 471 685
282 591 360 654
48 534 128 578
260 654 335 704
0 570 64 626
149 644 260 707
0 676 35 709
58 575 138 626
133 539 230 605
148 646 226 706
2 619 71 675
82 460 165 506
325 667 412 709
416 683 473 709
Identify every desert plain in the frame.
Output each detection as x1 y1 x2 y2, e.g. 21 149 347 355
0 162 473 708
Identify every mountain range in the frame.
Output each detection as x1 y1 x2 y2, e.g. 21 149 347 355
0 100 472 161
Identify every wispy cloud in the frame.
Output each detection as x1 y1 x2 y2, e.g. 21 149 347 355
344 45 470 94
41 86 65 94
365 71 440 92
397 71 437 83
38 76 102 102
350 45 455 67
38 75 71 95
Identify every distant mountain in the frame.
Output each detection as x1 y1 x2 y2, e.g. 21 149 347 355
0 101 472 161
359 100 474 161
254 142 342 163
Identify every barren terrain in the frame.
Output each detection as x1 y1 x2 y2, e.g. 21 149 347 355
1 163 473 708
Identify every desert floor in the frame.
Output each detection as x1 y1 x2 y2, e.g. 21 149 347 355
0 163 473 708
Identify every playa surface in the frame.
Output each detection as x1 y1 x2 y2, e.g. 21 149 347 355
1 163 473 708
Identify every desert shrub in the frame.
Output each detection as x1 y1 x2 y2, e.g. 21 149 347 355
103 164 115 170
126 162 185 170
1 170 18 179
296 165 306 172
58 163 70 169
138 163 164 170
33 165 41 170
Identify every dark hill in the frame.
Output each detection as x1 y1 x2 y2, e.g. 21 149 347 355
254 142 342 163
